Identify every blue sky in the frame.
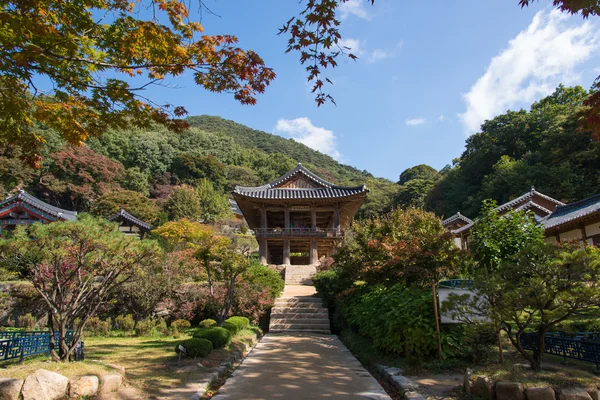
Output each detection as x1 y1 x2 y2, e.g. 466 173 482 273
140 0 600 182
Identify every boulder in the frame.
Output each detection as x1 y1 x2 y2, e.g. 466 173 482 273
526 387 556 400
21 369 69 400
69 375 99 398
99 373 123 394
0 378 24 400
472 376 495 399
588 390 600 400
464 369 472 395
556 388 592 400
496 381 525 400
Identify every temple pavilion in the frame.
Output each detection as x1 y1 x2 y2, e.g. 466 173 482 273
232 163 367 266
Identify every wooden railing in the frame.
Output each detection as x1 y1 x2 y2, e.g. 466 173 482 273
253 228 344 238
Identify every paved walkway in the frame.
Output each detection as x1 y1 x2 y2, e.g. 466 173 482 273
211 284 390 399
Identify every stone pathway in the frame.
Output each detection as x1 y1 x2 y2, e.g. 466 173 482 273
211 333 391 400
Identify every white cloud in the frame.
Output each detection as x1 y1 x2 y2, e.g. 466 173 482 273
406 118 426 126
274 118 342 160
460 9 598 135
339 0 371 20
338 38 364 55
367 41 403 63
438 114 447 122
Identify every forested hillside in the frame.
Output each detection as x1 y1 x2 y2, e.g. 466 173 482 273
420 85 600 219
0 116 397 221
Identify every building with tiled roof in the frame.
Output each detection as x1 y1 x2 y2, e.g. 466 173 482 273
107 209 152 239
0 190 77 234
541 193 600 246
232 163 367 266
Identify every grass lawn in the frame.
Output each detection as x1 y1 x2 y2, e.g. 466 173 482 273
0 328 261 397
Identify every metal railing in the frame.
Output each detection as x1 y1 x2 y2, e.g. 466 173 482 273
520 332 600 370
253 228 344 238
0 330 81 362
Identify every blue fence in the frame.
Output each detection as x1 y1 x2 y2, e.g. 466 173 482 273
0 331 79 362
520 332 600 370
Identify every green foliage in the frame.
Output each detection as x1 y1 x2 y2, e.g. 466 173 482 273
398 164 440 185
225 316 250 331
135 319 155 337
199 319 217 328
92 190 160 224
114 314 135 334
242 262 285 299
175 338 213 358
193 326 232 348
342 285 463 359
163 185 202 221
312 269 352 307
17 313 36 330
196 179 231 223
222 321 239 335
121 167 150 196
334 207 464 288
171 319 192 330
85 317 111 336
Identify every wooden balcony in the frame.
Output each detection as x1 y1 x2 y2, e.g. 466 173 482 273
254 228 344 238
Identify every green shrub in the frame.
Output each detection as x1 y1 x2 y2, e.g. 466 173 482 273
341 285 464 359
114 314 135 334
558 318 600 333
225 316 249 332
222 321 239 335
18 313 36 330
155 318 168 335
169 326 180 338
135 319 155 336
175 338 213 358
171 319 192 330
85 317 111 336
243 262 284 299
199 318 217 328
193 327 232 348
313 269 351 307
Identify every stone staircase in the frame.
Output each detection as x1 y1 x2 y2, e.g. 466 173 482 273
269 295 331 334
284 265 317 285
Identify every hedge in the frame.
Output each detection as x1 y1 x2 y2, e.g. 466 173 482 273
226 316 250 331
175 338 213 358
199 319 217 328
193 327 232 348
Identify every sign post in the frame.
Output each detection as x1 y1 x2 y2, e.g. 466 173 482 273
432 281 443 361
177 345 187 365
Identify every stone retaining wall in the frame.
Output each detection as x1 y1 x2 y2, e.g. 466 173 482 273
464 369 600 400
0 368 124 400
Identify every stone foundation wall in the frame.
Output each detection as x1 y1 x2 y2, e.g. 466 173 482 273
465 370 600 400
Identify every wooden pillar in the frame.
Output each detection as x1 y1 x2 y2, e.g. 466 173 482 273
260 207 267 230
311 208 317 230
259 239 268 265
334 206 340 232
284 207 290 232
283 239 291 265
310 238 318 265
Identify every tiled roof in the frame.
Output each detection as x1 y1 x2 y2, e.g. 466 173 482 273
442 212 473 228
541 193 600 230
452 222 474 235
495 187 564 213
228 199 243 216
1 190 77 221
108 209 152 231
513 201 552 215
234 163 367 200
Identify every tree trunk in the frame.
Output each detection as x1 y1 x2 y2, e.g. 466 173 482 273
495 320 504 363
205 258 214 297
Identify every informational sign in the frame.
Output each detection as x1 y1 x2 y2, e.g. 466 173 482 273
437 280 488 324
291 206 310 211
178 345 187 354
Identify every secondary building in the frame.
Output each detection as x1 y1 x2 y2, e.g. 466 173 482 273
232 163 367 266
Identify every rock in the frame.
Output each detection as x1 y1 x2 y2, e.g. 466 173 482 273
393 375 420 392
588 390 600 400
405 392 427 400
0 378 24 400
69 375 99 398
106 363 126 375
556 388 593 400
21 369 69 400
99 373 123 394
471 376 494 399
496 381 524 400
526 387 556 400
464 369 473 395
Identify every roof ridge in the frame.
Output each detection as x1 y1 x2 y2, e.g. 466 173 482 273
108 208 151 230
1 189 77 220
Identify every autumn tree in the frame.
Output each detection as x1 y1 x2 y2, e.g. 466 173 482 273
196 179 231 223
0 215 161 361
40 145 125 211
163 185 201 221
92 190 160 224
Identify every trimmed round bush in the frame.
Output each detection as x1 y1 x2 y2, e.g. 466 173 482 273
222 321 239 335
175 338 213 358
199 318 217 328
171 319 191 330
193 327 232 348
225 316 250 332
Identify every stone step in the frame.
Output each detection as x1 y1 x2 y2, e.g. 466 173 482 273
269 328 331 334
274 299 322 306
277 296 321 301
285 280 314 285
272 304 326 311
271 318 329 325
271 308 328 315
270 322 331 330
271 312 329 319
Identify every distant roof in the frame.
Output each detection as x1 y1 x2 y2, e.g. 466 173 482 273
0 190 77 221
513 200 552 215
228 199 243 216
541 193 600 230
495 187 564 213
233 163 367 200
107 209 151 231
442 212 473 228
